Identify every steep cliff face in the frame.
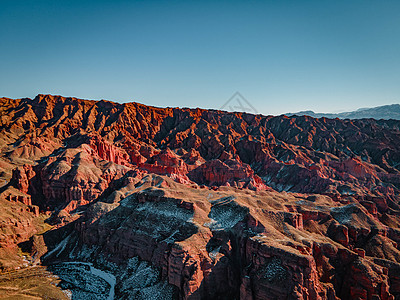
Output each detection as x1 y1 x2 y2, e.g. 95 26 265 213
0 94 400 299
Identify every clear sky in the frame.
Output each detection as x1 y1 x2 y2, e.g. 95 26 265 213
1 0 399 115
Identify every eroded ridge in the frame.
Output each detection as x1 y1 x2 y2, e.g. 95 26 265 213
0 94 399 299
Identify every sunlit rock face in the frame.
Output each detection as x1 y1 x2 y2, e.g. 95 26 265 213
0 94 400 299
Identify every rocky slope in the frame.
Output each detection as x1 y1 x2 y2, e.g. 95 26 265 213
0 94 400 299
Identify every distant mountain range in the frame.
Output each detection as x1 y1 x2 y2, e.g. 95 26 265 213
286 104 400 120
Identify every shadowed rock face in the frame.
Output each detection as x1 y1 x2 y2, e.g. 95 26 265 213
0 94 400 299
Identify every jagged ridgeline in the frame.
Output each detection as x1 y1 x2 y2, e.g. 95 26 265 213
0 94 400 299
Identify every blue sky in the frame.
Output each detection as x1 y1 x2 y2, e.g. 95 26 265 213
1 0 399 115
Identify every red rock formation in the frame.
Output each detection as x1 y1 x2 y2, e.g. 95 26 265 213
49 177 397 299
0 189 43 271
11 165 35 194
1 94 400 299
2 94 400 200
189 159 268 191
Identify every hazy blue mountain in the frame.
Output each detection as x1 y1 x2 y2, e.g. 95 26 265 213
286 104 400 120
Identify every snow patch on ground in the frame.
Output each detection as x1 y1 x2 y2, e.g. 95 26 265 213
118 257 174 299
205 196 248 230
43 234 72 259
117 198 196 242
51 256 174 300
135 201 192 221
51 262 113 299
208 246 221 261
263 257 287 282
330 204 357 224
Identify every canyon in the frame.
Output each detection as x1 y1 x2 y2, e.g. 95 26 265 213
0 94 400 299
